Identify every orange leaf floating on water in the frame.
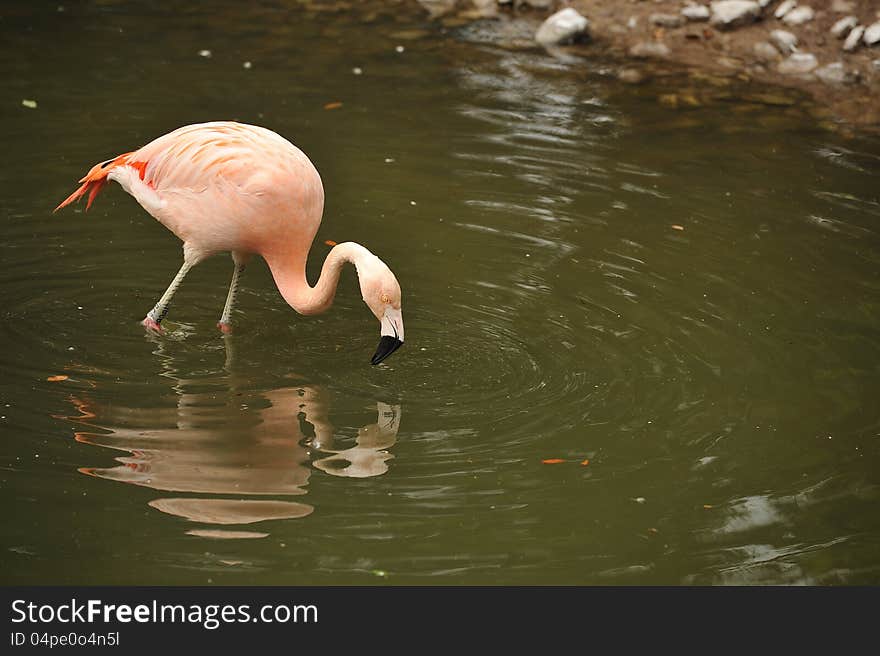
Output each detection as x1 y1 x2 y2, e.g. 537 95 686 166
47 375 69 382
542 458 565 464
671 225 685 231
580 459 590 466
325 240 338 246
323 101 343 110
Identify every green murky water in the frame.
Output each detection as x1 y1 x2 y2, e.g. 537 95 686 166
2 2 880 585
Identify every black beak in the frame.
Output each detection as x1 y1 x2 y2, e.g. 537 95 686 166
371 336 403 365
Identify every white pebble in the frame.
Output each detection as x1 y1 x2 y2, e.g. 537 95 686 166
198 49 212 58
782 6 815 26
843 25 865 51
865 21 880 46
770 29 798 54
775 0 797 19
352 67 363 75
830 16 858 39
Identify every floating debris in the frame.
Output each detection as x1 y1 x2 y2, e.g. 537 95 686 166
21 99 37 109
46 375 69 382
323 101 343 110
542 458 566 464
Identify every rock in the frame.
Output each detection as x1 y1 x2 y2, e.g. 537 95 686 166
774 0 797 19
471 0 499 15
778 52 818 74
830 0 854 12
681 5 710 22
535 8 590 46
417 0 457 18
650 13 683 28
864 21 880 46
618 68 648 84
758 0 773 7
744 91 798 106
831 16 858 39
717 56 744 69
814 62 851 84
753 41 781 62
658 92 701 109
782 6 815 26
843 25 864 52
770 30 798 54
520 0 553 9
629 41 672 59
710 1 761 30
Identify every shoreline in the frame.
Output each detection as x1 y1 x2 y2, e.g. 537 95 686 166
414 0 880 134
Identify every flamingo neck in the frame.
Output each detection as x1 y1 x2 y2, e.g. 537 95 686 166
269 242 372 316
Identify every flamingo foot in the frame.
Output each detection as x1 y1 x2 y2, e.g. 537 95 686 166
142 316 163 333
217 321 233 334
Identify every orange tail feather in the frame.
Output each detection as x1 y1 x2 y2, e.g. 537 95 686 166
54 152 132 213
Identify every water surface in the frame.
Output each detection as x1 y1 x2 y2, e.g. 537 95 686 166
2 2 879 585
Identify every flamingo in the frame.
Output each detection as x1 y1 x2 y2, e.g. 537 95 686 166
55 121 404 365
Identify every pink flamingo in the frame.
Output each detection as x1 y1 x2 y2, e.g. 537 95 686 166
55 121 404 364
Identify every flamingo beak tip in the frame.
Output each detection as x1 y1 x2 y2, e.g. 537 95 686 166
371 336 403 365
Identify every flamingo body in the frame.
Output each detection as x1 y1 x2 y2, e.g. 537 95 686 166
110 122 324 265
56 121 405 364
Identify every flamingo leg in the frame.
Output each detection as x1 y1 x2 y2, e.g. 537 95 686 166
217 260 246 333
143 260 193 331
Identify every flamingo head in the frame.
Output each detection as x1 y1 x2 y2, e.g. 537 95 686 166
360 264 404 365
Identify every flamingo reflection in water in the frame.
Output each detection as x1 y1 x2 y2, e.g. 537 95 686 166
65 380 400 539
